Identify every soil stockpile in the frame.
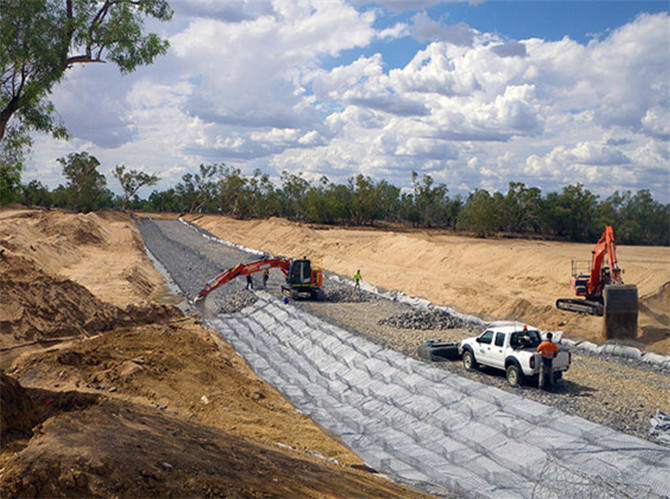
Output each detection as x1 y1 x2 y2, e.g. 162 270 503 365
184 214 670 353
0 253 178 352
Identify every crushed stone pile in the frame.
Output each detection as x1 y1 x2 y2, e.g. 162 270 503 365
324 285 372 303
378 308 471 330
217 289 257 314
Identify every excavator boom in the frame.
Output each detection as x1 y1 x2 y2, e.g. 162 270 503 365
197 257 290 300
196 256 323 302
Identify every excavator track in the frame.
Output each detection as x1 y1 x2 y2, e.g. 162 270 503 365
556 298 604 316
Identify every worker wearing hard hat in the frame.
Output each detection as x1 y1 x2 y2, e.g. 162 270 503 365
537 332 559 391
353 269 361 289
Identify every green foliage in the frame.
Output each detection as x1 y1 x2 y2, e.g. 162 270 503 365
21 180 51 208
175 164 218 213
349 174 381 225
599 190 670 245
501 182 542 234
58 151 107 212
541 184 599 241
0 0 172 142
280 171 310 220
0 124 32 205
12 154 669 246
409 171 454 228
112 164 159 209
457 189 500 237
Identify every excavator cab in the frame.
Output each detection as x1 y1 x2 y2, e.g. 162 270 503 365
288 259 312 287
283 259 323 300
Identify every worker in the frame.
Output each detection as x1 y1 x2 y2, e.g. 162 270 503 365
262 268 269 288
354 269 361 289
537 332 559 391
246 274 253 290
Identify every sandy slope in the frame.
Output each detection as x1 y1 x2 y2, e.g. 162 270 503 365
184 215 670 353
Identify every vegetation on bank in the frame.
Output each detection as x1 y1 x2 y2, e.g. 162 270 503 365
2 153 668 246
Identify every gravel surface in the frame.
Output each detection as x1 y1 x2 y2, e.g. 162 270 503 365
138 218 670 447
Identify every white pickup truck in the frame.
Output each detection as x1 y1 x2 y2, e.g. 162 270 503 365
458 321 571 387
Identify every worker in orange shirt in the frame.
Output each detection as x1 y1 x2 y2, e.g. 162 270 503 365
537 332 559 391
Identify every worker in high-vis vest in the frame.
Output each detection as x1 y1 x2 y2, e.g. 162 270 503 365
353 269 361 289
537 332 559 390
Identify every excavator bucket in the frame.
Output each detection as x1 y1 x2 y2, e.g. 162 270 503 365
603 284 638 340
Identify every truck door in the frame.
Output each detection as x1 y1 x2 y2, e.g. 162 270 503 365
476 330 494 364
490 332 506 369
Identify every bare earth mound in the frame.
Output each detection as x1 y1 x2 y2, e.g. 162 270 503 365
184 215 670 353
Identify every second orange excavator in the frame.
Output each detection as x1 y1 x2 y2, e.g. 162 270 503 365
196 257 324 302
556 226 638 338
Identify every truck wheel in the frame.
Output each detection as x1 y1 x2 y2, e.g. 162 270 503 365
506 364 524 387
462 350 476 371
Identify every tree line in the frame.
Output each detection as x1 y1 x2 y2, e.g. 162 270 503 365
2 152 668 246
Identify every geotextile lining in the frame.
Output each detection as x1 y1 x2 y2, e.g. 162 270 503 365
207 294 670 498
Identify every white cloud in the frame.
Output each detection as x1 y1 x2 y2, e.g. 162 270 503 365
410 11 474 46
26 6 670 202
378 22 409 40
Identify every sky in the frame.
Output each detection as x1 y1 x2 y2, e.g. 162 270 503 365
25 0 670 202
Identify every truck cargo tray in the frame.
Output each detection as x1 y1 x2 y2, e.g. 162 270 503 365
418 341 459 362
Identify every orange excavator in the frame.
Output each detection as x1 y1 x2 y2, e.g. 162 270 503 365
196 257 323 302
556 226 638 337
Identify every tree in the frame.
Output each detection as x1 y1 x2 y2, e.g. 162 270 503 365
148 188 179 212
280 171 310 220
218 165 248 217
614 190 669 245
58 151 107 212
112 164 158 210
541 184 599 241
0 0 173 141
349 174 381 225
21 179 51 207
0 124 32 205
501 182 542 234
175 164 218 213
411 171 450 228
457 189 500 237
375 179 401 222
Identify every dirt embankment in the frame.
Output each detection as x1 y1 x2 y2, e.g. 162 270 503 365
0 209 424 498
184 215 670 353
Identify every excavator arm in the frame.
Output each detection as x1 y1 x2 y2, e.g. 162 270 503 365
587 225 622 296
196 257 290 300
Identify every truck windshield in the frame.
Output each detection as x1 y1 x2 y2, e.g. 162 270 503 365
510 330 541 349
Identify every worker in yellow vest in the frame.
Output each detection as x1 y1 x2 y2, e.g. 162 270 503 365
353 269 361 289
